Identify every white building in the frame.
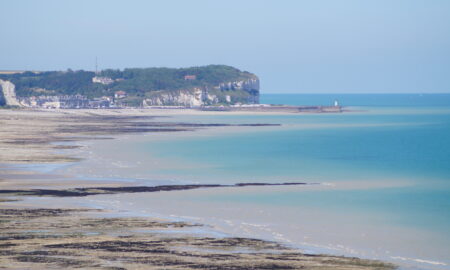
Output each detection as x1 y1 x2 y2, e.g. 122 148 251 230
92 76 114 85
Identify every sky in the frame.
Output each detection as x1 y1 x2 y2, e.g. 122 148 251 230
1 0 449 93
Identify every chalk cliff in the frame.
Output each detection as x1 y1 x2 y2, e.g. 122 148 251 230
143 78 260 107
0 79 21 106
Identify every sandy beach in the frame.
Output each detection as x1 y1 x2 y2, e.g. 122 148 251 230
0 108 396 269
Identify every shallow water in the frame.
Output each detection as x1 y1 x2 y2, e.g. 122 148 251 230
58 94 450 269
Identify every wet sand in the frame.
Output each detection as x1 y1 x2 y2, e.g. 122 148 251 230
0 206 395 270
0 108 395 269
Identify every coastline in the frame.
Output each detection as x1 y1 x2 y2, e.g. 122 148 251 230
0 108 397 269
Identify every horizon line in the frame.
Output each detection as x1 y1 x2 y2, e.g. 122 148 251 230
262 92 450 95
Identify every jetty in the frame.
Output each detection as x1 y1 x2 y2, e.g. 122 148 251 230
199 104 343 113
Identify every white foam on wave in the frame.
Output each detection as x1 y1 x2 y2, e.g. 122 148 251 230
390 256 447 266
241 222 268 228
321 182 335 186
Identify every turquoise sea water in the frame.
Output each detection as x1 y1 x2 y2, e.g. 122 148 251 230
52 94 449 268
148 95 450 185
129 94 450 268
261 93 450 107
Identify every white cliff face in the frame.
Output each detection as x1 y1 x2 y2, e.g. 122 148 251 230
219 78 260 92
1 77 259 108
208 94 219 104
0 80 21 106
144 88 205 107
144 78 259 107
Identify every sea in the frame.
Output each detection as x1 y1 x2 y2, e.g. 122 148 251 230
55 94 450 270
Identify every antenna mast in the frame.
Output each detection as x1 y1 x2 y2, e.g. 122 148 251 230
95 57 98 75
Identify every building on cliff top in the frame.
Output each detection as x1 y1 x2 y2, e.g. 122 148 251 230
92 76 114 85
114 91 127 99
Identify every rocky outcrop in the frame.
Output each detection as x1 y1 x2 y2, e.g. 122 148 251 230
0 80 21 106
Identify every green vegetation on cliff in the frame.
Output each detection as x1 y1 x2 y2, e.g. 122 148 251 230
0 89 5 106
1 70 103 98
102 65 256 93
0 65 258 103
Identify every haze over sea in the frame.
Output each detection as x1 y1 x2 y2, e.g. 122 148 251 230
61 94 450 270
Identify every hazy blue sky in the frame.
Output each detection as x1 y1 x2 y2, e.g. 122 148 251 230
1 0 449 93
